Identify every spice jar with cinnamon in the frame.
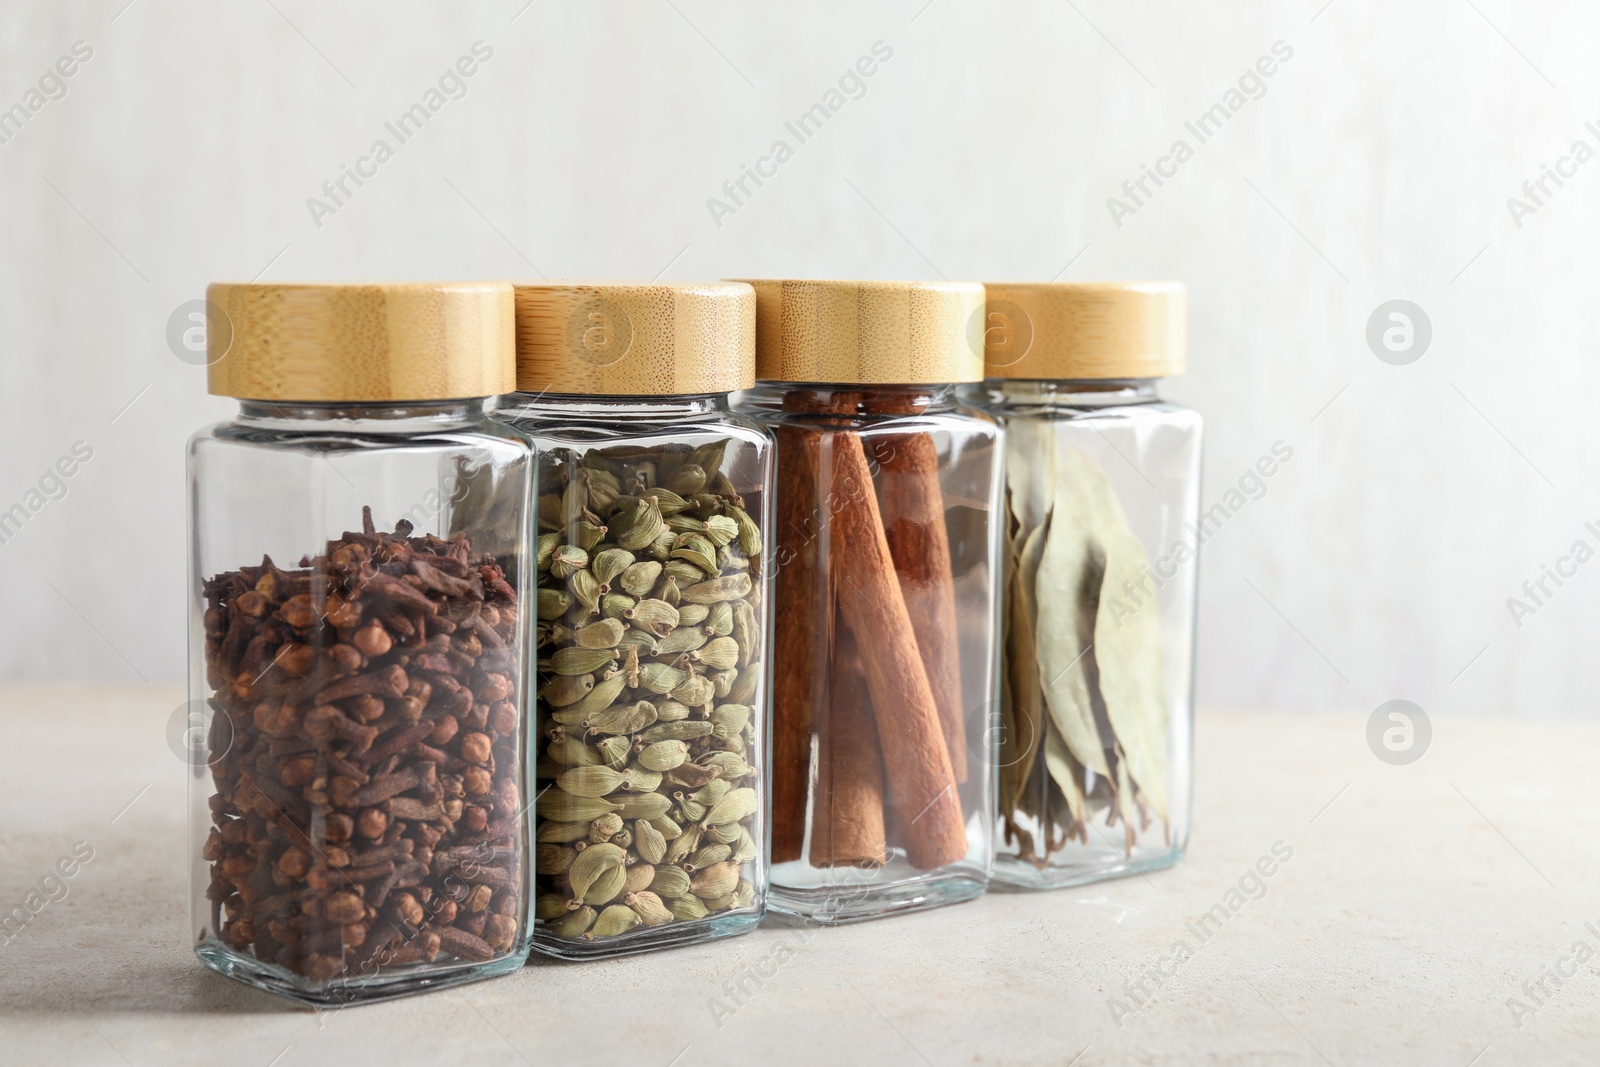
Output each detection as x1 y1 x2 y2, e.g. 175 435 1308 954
969 282 1201 889
188 283 536 1003
499 283 774 958
735 279 1002 922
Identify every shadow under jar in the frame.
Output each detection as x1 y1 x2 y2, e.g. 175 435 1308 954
501 282 774 959
971 282 1201 889
735 279 1002 923
188 282 536 1004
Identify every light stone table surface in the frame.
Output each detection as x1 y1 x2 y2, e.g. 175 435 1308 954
1 685 1596 1066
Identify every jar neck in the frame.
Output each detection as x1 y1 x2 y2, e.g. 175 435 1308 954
986 378 1160 408
504 392 730 420
235 398 490 431
744 381 960 417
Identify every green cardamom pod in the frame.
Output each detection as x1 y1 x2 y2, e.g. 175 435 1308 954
539 672 595 707
537 531 561 570
614 498 664 550
568 569 601 615
676 603 709 626
637 739 689 771
575 618 626 649
700 752 751 780
675 797 707 823
550 543 588 580
663 559 709 585
690 779 730 806
641 719 713 743
647 488 692 516
689 843 732 869
588 904 642 939
656 572 681 604
623 862 657 897
704 602 734 636
595 735 632 768
709 703 753 740
536 819 592 843
703 787 758 828
589 812 624 841
536 792 619 823
690 636 740 672
671 534 718 575
666 762 720 789
704 820 743 844
561 474 589 526
732 879 756 910
548 734 601 766
656 626 708 656
665 463 707 495
549 646 618 676
665 823 703 863
625 598 679 636
549 904 596 938
690 861 740 899
574 519 608 552
587 700 657 736
653 699 692 723
618 560 662 597
536 844 576 874
638 663 687 695
568 842 628 902
568 672 629 720
610 791 673 820
536 893 570 921
616 767 664 793
612 826 633 850
666 514 706 536
733 602 759 665
681 573 753 604
701 514 739 548
537 493 562 532
537 588 573 621
709 668 737 698
717 544 749 573
648 529 678 563
726 663 760 706
649 864 692 899
647 813 683 840
728 505 761 557
729 826 758 864
626 890 675 927
699 892 735 912
634 819 667 864
586 468 620 512
668 895 708 922
556 765 625 798
671 674 716 708
601 592 636 619
591 547 634 587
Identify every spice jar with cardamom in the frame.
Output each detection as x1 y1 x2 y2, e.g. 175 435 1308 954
499 282 773 958
734 279 1002 923
188 282 536 1003
968 282 1201 889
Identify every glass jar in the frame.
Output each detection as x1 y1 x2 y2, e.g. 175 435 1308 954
501 283 774 959
972 281 1201 889
735 279 1001 923
188 282 535 1004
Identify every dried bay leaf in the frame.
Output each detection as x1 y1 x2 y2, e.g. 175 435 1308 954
1093 525 1169 823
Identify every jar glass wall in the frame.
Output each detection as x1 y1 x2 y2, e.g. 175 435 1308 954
187 399 535 1004
740 382 1002 922
974 378 1201 889
498 394 774 959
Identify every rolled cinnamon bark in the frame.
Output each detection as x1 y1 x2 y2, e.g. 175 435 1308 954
830 429 968 871
809 618 888 868
866 411 968 783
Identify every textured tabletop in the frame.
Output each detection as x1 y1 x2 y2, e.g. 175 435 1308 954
1 685 1595 1066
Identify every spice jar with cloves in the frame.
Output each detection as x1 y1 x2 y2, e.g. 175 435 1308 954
968 282 1201 889
734 279 1002 923
188 282 536 1003
499 282 774 958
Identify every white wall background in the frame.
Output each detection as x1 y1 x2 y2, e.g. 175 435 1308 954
0 0 1593 722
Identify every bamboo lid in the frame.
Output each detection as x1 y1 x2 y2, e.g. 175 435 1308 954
512 283 755 396
982 281 1185 379
737 279 986 385
206 282 515 401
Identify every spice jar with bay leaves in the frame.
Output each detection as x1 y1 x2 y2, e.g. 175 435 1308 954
500 282 774 958
735 279 1002 923
188 283 536 1003
971 281 1201 889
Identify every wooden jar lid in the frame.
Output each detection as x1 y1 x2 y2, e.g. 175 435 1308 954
205 282 516 401
736 279 986 385
982 281 1186 380
512 283 755 396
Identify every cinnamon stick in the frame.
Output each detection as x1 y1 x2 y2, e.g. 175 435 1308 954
809 618 888 868
830 427 967 870
865 392 968 783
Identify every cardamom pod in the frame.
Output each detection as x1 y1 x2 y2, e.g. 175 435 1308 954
536 893 570 921
690 861 740 899
638 663 687 695
689 843 732 869
665 823 703 863
681 573 753 604
634 819 667 864
653 699 692 723
617 560 662 599
637 739 689 771
614 497 664 550
701 514 739 548
690 636 740 671
581 863 628 907
671 534 718 575
708 668 737 698
560 475 589 526
709 703 752 740
575 618 625 649
537 588 573 620
536 792 619 822
536 844 575 874
589 812 624 841
726 663 760 706
622 862 657 897
567 841 627 901
690 780 730 806
671 674 716 708
591 547 634 587
536 531 560 570
732 879 756 910
548 734 601 766
610 791 673 820
574 519 608 552
649 864 692 899
540 673 595 707
568 672 629 720
666 762 720 789
601 593 636 619
665 463 707 495
549 647 618 676
656 571 681 604
700 752 751 779
732 601 759 666
550 543 588 580
616 767 664 793
676 603 710 627
704 601 734 636
627 890 675 927
625 598 680 636
647 488 692 516
556 765 625 798
663 559 708 585
655 625 708 656
668 895 708 922
641 719 713 743
550 905 596 938
595 735 631 768
568 569 601 615
728 505 760 557
587 700 657 736
647 813 682 840
536 820 592 843
729 827 758 864
588 903 640 938
703 787 758 828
